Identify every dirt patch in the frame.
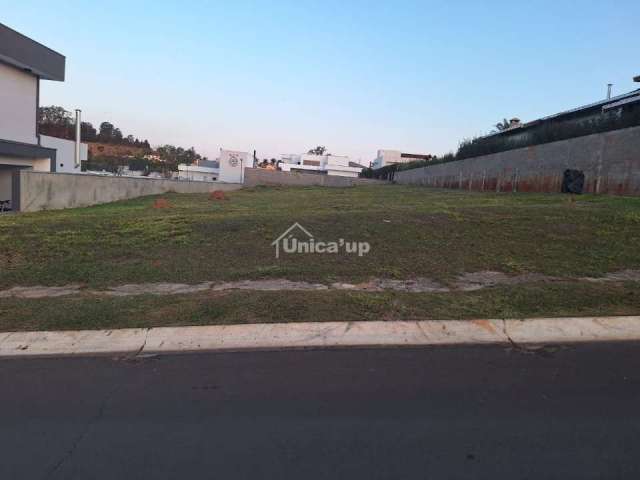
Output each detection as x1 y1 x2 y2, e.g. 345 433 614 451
0 285 84 299
453 271 558 291
152 198 171 209
1 271 639 299
212 280 328 291
209 190 228 201
103 282 213 296
332 278 449 293
582 270 640 283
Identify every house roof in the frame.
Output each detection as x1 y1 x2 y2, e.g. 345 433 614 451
529 88 640 125
0 22 65 81
198 160 219 169
487 88 640 138
348 161 367 169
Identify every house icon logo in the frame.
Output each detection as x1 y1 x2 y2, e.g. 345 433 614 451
271 222 314 259
271 222 371 258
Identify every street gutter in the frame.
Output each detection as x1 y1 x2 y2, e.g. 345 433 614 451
1 316 639 358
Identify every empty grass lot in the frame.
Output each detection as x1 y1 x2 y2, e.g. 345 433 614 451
1 185 640 331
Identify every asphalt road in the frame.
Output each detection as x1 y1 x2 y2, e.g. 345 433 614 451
1 343 640 479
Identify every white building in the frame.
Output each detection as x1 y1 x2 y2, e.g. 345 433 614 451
177 149 249 183
371 149 432 170
39 134 88 174
178 160 220 182
279 153 364 178
0 23 66 209
218 149 249 183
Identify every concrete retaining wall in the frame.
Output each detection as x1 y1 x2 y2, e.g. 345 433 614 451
395 126 640 195
14 171 242 212
244 168 383 187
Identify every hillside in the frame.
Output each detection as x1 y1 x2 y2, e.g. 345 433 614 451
87 142 150 158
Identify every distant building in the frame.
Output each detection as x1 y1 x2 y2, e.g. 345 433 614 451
178 159 220 182
279 153 363 177
371 150 432 170
178 149 249 183
40 135 88 174
218 149 249 183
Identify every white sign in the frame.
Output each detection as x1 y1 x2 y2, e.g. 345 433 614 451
218 149 249 183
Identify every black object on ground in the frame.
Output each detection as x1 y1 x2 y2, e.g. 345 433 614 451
562 169 585 194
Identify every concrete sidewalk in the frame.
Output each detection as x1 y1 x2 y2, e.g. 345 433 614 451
1 316 639 358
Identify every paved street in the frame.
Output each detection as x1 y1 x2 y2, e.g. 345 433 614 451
1 343 640 479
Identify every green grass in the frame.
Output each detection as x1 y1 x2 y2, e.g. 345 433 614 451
1 185 640 330
1 282 639 332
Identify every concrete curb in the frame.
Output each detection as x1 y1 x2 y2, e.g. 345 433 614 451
0 316 639 358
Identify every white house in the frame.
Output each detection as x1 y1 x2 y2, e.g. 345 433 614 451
371 149 432 170
40 134 88 173
279 153 364 178
178 160 220 182
218 149 249 183
0 23 69 210
177 149 249 183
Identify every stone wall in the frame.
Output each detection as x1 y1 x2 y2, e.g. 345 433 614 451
395 126 640 195
13 171 241 212
244 168 382 187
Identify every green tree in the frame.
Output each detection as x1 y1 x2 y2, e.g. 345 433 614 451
81 122 97 142
307 146 328 155
494 119 511 132
98 122 115 142
38 106 73 139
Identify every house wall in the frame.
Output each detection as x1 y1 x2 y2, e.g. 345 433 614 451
0 169 12 203
0 155 50 207
178 171 218 182
0 156 50 171
13 171 242 212
326 169 360 178
395 126 640 195
39 135 88 173
0 62 38 144
218 149 249 183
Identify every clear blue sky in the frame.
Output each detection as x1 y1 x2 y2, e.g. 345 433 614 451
2 0 639 162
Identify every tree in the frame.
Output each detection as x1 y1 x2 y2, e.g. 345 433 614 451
494 119 511 132
38 106 71 126
38 106 73 139
98 122 115 142
307 146 328 155
81 122 97 142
